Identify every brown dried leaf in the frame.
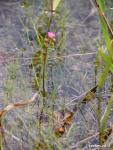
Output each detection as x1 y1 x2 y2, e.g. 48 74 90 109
53 110 74 136
64 111 74 125
54 126 65 137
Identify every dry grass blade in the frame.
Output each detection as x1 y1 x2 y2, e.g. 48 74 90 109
0 93 38 119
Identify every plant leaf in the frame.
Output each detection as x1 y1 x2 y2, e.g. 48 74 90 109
99 14 112 56
99 49 113 73
97 0 105 12
100 94 113 134
53 0 61 11
98 65 110 88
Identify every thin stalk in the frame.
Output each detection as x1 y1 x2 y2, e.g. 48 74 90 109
38 0 54 127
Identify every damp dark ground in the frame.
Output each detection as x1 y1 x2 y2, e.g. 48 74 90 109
1 0 112 150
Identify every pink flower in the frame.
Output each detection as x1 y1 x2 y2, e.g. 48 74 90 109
47 32 56 41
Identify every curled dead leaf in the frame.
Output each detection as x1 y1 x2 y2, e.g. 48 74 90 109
64 111 74 125
53 110 74 136
54 126 65 137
